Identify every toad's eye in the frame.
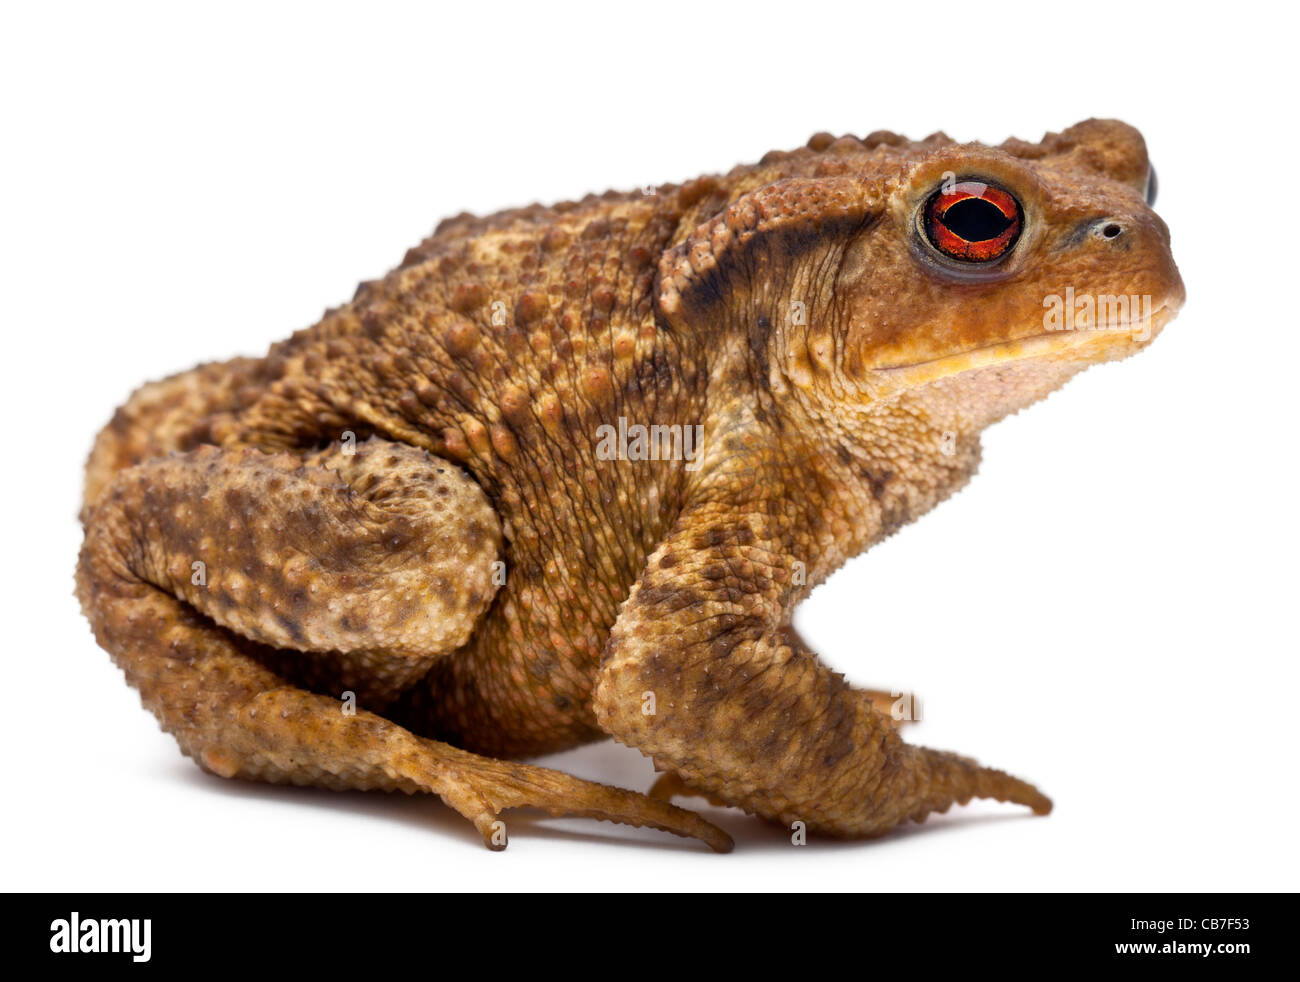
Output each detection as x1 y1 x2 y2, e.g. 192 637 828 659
923 182 1022 263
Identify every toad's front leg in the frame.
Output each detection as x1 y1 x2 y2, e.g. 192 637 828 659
77 439 730 851
593 456 1050 838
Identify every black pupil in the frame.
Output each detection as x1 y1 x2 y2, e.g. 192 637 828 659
942 197 1011 242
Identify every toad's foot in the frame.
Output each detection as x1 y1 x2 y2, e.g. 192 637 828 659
196 687 733 852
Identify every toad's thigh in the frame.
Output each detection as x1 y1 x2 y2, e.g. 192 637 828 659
84 437 502 708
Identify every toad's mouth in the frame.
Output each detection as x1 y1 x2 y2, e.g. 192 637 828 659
871 302 1176 387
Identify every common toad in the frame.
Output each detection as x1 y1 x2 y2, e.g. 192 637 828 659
77 119 1183 851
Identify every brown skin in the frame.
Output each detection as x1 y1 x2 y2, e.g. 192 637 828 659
77 119 1184 851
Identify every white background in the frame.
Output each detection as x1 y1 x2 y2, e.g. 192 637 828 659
2 1 1295 892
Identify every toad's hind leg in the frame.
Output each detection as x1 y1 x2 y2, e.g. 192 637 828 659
76 440 731 852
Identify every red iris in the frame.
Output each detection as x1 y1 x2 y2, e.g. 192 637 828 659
923 182 1022 262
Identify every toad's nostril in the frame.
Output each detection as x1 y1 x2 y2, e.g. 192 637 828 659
1102 223 1123 239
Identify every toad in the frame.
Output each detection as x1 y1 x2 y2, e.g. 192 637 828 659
77 119 1183 851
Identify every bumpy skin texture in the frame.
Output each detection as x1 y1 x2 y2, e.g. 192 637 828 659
78 119 1184 851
